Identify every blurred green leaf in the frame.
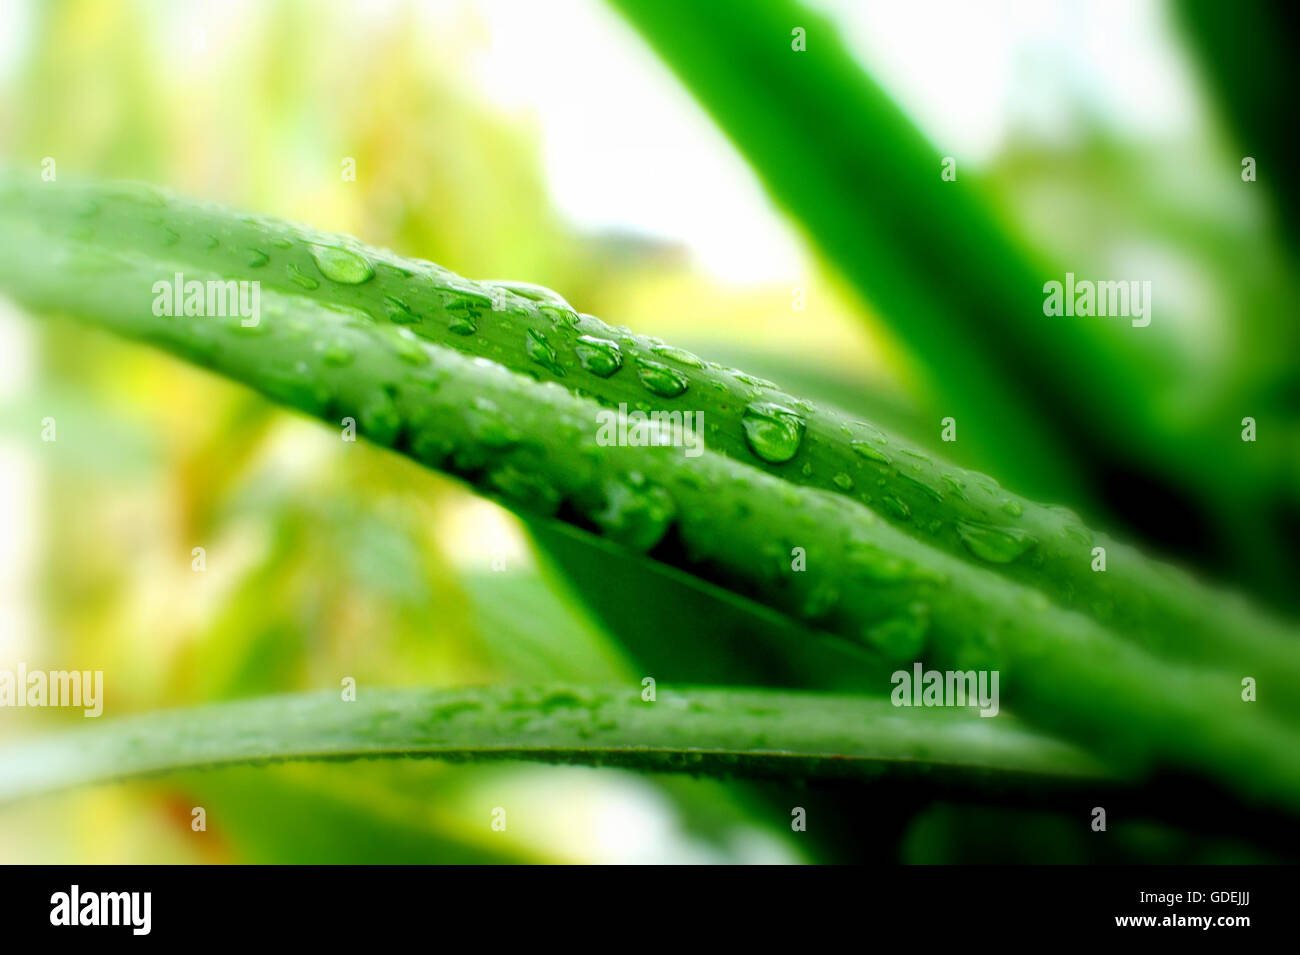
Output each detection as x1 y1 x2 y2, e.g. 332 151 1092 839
529 520 893 691
0 685 1115 801
175 765 539 864
1175 0 1299 252
606 0 1300 609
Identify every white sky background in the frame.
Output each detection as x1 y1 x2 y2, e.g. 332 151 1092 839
464 0 1204 284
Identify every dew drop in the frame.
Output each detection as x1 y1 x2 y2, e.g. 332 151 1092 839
310 244 374 284
359 394 402 446
247 249 270 268
857 423 888 444
525 328 565 376
287 263 319 289
448 314 477 335
384 296 420 324
741 401 804 463
851 440 890 464
636 359 689 398
956 521 1035 563
861 603 930 661
846 540 920 582
651 344 706 369
538 303 580 327
833 472 854 491
881 496 911 520
941 475 967 500
591 477 676 552
376 262 414 280
483 280 571 309
900 474 944 504
1063 523 1092 545
440 288 492 311
733 370 779 390
799 582 840 620
387 328 429 366
574 335 623 377
320 340 354 367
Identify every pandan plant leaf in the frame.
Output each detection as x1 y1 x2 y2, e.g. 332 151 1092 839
0 685 1114 802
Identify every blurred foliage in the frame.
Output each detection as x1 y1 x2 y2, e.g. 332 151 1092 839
611 0 1300 609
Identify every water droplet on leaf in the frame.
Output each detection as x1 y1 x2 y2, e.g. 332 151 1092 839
591 477 676 552
359 395 402 446
384 296 420 324
320 340 354 366
636 359 688 398
448 314 477 335
861 603 930 661
851 440 890 464
881 496 910 520
741 401 805 463
310 244 374 284
287 263 319 289
483 280 571 309
574 336 622 377
651 344 706 368
846 540 921 581
956 521 1035 563
525 328 565 376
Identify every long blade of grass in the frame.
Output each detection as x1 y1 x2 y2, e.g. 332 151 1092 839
0 685 1113 802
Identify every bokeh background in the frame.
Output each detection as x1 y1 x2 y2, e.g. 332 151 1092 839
0 0 1295 863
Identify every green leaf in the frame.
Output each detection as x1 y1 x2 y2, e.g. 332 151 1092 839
457 564 633 683
174 766 543 864
528 519 893 691
1175 0 1299 250
605 0 1298 604
0 685 1114 802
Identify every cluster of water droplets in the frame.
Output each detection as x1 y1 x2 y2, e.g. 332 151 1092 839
91 185 1059 585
